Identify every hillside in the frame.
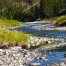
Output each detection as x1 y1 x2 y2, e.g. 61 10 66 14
0 0 39 21
0 0 66 22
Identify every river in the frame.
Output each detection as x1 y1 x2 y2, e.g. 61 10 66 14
12 21 66 66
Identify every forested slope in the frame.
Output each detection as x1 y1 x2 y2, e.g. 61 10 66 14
0 0 66 22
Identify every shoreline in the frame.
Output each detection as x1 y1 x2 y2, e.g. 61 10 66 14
27 36 66 50
0 46 65 66
0 46 49 66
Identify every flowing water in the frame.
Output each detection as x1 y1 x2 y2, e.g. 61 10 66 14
12 21 66 66
30 51 65 66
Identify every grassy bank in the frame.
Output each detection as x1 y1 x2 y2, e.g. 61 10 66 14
41 15 66 26
0 29 30 49
0 18 23 29
54 15 66 26
0 18 31 49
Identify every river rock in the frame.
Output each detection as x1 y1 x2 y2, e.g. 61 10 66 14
0 46 48 66
0 49 6 55
60 62 66 66
29 63 40 66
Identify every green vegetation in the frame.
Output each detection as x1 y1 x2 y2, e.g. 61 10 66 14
0 18 30 49
41 15 66 26
0 0 40 22
40 0 65 18
0 30 30 48
54 15 66 26
0 18 22 28
0 0 66 21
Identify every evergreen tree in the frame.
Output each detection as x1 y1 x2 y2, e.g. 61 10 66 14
40 0 65 18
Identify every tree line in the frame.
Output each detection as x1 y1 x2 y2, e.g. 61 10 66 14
0 0 66 22
40 0 65 18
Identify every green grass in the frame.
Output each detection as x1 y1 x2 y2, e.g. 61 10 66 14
54 15 66 26
0 18 31 49
0 18 23 28
0 29 30 48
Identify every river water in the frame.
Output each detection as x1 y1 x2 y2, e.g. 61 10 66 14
13 21 66 66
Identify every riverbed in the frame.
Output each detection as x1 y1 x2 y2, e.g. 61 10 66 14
12 21 66 66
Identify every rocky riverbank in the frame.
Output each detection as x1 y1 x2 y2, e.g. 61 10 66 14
27 36 65 50
0 46 66 66
0 46 49 66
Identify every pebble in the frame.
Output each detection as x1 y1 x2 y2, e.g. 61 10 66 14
0 46 48 66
